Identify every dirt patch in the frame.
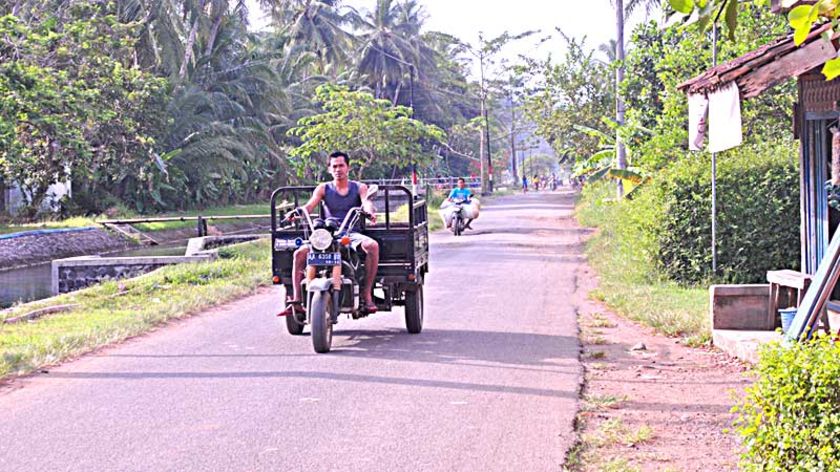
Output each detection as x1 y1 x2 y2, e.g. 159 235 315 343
571 263 751 471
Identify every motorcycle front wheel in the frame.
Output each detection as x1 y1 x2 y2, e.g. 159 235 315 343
309 291 333 353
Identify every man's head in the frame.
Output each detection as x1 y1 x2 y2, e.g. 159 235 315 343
328 151 350 182
457 177 466 189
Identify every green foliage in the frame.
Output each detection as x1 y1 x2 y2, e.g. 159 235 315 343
735 335 840 471
578 181 661 285
521 36 614 163
0 0 479 218
580 140 800 286
624 7 792 172
669 0 840 80
653 143 799 284
0 6 169 213
288 84 445 179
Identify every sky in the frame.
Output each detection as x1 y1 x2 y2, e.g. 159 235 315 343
246 0 647 78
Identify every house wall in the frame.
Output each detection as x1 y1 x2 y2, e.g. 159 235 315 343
798 74 840 276
2 180 71 215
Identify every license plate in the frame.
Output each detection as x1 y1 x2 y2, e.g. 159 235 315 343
307 252 341 266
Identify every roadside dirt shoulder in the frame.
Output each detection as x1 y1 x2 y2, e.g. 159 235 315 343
571 263 751 472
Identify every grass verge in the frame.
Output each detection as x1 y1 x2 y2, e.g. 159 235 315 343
572 415 653 471
0 239 271 380
576 183 709 343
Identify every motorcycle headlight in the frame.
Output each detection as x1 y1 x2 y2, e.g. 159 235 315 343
309 228 333 251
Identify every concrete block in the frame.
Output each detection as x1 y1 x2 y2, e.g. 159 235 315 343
713 329 782 364
709 284 772 330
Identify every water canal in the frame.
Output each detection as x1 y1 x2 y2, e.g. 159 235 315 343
0 243 188 309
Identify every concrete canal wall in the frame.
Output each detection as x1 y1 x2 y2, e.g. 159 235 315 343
185 234 262 255
52 254 216 294
50 235 267 295
0 227 130 270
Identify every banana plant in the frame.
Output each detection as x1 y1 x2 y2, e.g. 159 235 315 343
573 118 651 197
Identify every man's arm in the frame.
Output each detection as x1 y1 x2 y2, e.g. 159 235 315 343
302 184 326 214
358 183 377 224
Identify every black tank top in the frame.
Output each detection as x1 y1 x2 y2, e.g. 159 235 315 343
323 181 362 227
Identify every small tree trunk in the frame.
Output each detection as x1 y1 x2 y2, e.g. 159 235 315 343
392 82 402 106
179 0 208 81
478 55 488 194
205 10 224 57
615 0 627 198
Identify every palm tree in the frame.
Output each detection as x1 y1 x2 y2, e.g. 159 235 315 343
599 39 617 63
625 0 662 17
273 0 355 75
112 0 187 76
355 0 423 102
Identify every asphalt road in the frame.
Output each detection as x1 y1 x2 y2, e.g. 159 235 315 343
0 189 585 472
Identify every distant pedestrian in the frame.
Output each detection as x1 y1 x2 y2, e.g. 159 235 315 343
533 174 541 191
522 175 528 193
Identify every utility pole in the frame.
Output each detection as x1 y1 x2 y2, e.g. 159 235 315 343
478 49 492 194
710 4 726 276
509 88 519 184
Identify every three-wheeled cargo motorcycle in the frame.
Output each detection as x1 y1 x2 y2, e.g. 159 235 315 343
270 185 429 353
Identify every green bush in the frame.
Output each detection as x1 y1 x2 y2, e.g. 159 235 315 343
594 142 799 285
580 141 799 286
655 142 799 284
735 335 840 471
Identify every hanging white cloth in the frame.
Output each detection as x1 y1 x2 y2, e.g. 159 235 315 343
708 82 743 153
688 93 709 151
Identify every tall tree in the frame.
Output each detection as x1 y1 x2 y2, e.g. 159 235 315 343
520 36 614 167
279 0 354 74
288 84 444 179
614 0 627 198
355 0 423 102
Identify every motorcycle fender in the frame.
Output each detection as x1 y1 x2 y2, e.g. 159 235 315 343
307 278 333 292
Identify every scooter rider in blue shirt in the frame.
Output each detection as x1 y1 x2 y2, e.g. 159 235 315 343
447 177 474 230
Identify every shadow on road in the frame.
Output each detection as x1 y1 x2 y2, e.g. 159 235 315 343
44 329 580 399
42 368 577 399
335 328 579 368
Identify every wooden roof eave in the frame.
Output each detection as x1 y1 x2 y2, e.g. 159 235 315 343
678 23 838 99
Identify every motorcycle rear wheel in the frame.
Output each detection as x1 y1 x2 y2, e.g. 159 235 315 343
285 311 305 335
404 285 424 334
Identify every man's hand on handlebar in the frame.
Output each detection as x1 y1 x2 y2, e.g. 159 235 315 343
283 210 299 222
